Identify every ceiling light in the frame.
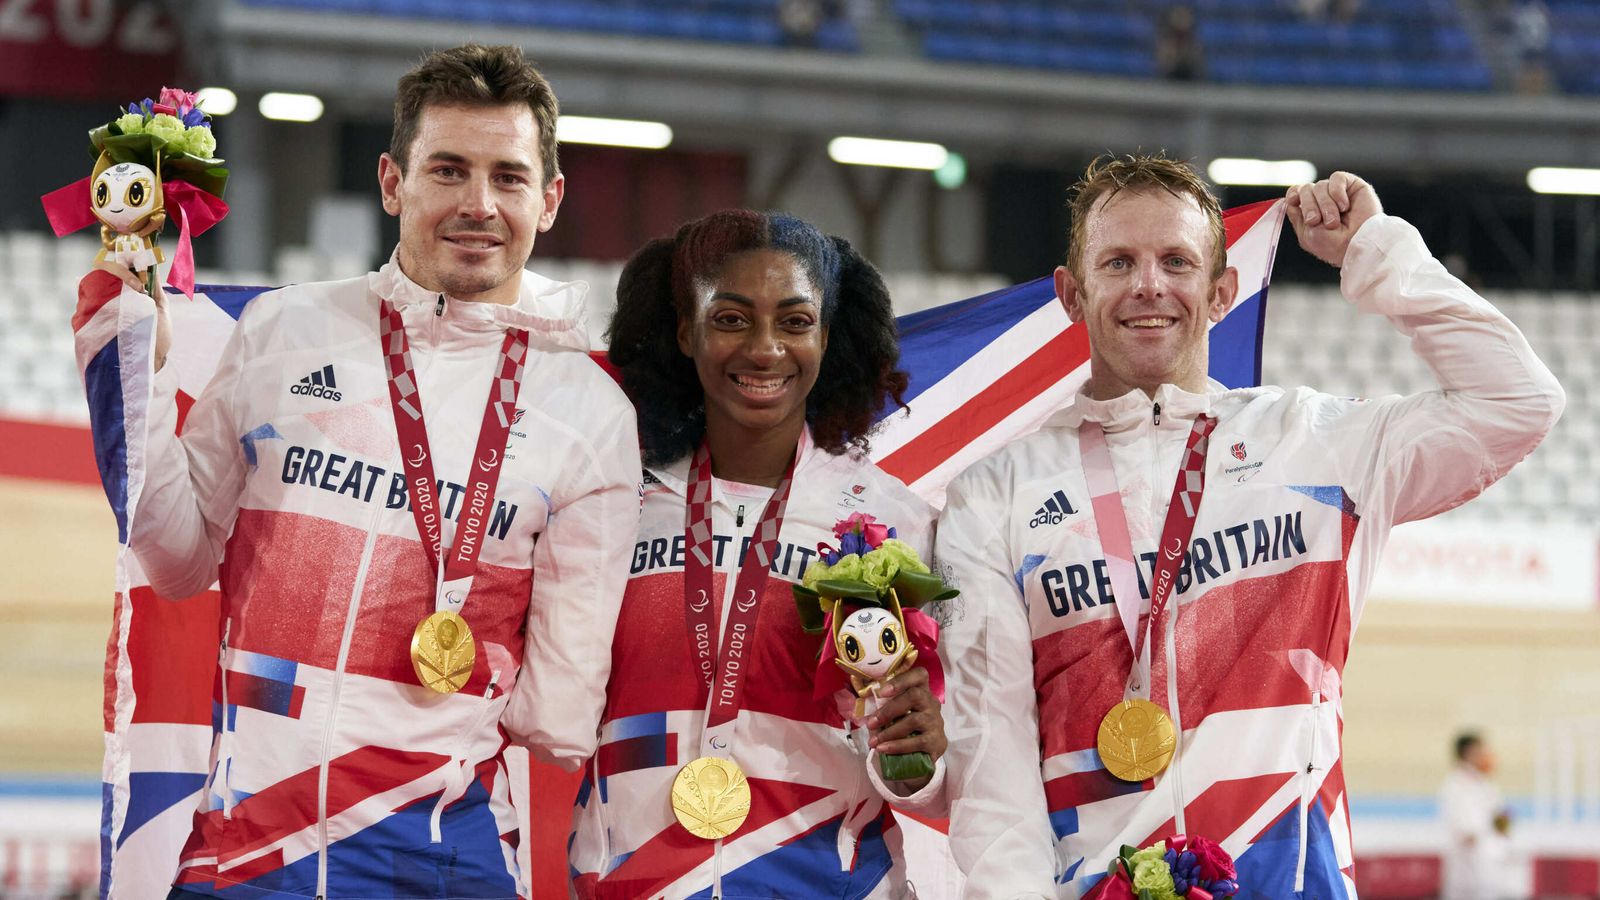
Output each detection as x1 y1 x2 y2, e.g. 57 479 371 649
1527 167 1600 195
1207 158 1317 187
258 92 323 123
557 116 672 149
195 87 237 116
828 136 949 171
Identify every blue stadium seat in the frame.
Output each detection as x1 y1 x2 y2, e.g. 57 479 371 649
236 0 854 52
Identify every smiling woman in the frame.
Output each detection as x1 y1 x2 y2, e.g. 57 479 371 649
608 209 908 478
581 210 950 897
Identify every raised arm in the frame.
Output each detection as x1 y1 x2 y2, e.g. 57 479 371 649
1286 173 1565 526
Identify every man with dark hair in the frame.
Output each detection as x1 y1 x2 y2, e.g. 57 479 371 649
115 43 640 898
937 154 1563 898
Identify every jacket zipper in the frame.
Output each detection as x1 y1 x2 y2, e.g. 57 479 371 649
1295 690 1324 891
318 299 439 898
316 508 382 899
217 620 235 818
712 493 757 899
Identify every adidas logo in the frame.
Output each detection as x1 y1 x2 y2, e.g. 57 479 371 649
1028 489 1077 529
290 364 342 401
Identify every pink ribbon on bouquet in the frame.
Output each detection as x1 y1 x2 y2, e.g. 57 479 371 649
39 177 229 299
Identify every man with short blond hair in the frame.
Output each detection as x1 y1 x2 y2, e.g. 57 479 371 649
938 154 1563 898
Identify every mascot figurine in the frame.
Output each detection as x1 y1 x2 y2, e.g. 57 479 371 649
794 514 957 782
40 87 229 298
92 156 166 275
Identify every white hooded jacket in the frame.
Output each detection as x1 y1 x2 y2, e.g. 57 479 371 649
936 216 1564 899
129 254 640 899
569 430 947 900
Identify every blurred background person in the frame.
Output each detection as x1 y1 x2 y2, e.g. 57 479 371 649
1441 732 1529 900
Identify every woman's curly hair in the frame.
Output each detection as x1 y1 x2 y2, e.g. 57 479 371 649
607 209 909 468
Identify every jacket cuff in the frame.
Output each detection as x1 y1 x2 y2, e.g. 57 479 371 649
1340 213 1434 308
868 749 948 814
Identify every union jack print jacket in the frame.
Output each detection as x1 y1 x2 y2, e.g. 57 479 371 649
128 255 641 898
936 216 1565 899
569 430 948 899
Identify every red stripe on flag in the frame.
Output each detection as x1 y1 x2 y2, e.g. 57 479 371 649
877 324 1090 486
103 591 125 733
1181 770 1297 847
595 778 835 899
891 807 950 834
71 269 123 334
219 745 451 863
1133 770 1297 849
1044 768 1149 812
175 389 197 436
128 585 222 725
528 758 582 900
1222 199 1279 246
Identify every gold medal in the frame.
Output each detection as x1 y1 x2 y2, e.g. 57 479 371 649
670 756 752 840
410 610 476 694
1097 698 1177 782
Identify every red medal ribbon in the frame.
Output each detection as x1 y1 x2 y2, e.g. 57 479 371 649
683 441 797 730
379 297 528 605
1080 414 1214 695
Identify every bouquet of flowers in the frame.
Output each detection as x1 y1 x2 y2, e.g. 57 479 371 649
1096 835 1239 900
793 513 957 781
41 87 230 297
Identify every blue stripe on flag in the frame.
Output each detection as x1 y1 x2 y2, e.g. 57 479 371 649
891 277 1055 410
99 780 113 897
237 651 297 684
117 771 207 849
1207 287 1268 389
606 711 668 741
84 337 130 544
195 284 274 321
1013 553 1048 594
1049 805 1080 839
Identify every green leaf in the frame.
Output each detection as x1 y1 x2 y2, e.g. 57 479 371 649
891 570 959 607
876 751 934 782
812 579 883 602
791 587 827 634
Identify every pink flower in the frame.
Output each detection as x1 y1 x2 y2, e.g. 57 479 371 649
1186 835 1236 881
833 512 890 549
158 86 201 116
861 522 889 548
833 513 875 540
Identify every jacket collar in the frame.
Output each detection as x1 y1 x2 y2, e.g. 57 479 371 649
648 426 823 499
369 249 591 352
1051 380 1223 433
